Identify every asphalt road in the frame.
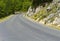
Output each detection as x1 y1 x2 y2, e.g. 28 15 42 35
0 14 60 41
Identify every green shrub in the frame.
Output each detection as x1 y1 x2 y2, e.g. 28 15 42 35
0 0 32 18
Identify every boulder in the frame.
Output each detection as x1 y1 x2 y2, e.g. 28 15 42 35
26 6 34 16
35 6 41 14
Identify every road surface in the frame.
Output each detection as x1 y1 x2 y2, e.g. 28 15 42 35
0 14 60 41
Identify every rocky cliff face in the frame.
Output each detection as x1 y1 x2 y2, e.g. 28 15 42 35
26 0 60 27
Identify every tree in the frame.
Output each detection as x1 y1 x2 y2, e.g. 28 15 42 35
32 0 53 8
0 0 6 18
0 0 32 18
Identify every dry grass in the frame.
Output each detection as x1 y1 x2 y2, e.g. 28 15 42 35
46 24 60 30
0 15 13 23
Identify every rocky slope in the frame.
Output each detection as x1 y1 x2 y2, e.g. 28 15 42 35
26 0 60 28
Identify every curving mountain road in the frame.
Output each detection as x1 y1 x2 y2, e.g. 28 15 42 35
0 14 60 41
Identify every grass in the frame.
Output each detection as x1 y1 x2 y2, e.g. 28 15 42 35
0 15 13 23
47 24 60 30
31 7 49 21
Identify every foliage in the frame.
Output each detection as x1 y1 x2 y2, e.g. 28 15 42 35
31 7 48 20
32 0 53 8
0 0 54 18
31 3 58 22
0 0 32 18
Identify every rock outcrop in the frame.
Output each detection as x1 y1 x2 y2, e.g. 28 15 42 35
26 0 60 27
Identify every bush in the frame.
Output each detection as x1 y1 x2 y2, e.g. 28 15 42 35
0 0 32 18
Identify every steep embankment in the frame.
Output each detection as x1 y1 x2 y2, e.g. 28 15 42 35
26 0 60 30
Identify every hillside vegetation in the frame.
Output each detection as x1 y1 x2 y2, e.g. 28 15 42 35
0 0 31 18
26 0 60 29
